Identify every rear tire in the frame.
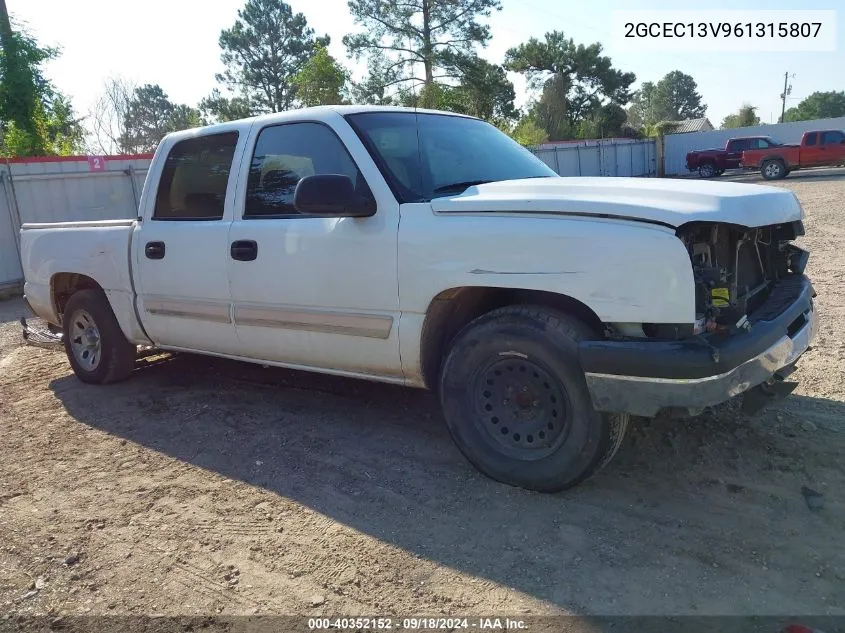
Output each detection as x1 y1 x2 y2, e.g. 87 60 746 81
761 160 786 180
62 289 136 384
698 163 717 178
439 305 629 492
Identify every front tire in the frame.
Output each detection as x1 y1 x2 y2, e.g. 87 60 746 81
62 289 136 384
439 306 628 492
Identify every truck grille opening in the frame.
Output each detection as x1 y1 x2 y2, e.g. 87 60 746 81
677 220 806 331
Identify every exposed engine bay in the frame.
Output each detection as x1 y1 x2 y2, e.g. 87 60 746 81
677 220 809 335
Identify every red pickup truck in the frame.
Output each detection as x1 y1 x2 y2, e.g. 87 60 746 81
686 136 780 178
742 129 845 180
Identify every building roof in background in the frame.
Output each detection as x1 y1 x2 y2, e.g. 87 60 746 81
666 118 714 134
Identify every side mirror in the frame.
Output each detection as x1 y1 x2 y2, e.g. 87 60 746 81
293 174 376 218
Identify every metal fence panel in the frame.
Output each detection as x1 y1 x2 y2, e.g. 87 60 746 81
0 156 151 287
532 139 656 178
0 175 23 289
663 116 845 176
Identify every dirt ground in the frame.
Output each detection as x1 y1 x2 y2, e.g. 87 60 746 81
1 169 844 624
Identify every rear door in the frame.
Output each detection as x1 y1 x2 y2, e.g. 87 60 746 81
132 129 247 355
819 130 845 164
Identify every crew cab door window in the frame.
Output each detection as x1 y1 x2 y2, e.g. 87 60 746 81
804 133 818 146
243 122 373 218
821 131 844 145
153 132 239 220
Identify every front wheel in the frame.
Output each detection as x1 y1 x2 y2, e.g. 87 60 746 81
62 289 136 384
439 306 629 492
761 160 786 180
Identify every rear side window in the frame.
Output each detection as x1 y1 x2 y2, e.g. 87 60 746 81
821 130 844 144
749 138 772 149
153 132 239 220
804 133 817 146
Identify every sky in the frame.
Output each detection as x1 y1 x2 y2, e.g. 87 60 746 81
8 0 845 131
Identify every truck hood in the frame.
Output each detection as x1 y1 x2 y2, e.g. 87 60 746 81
430 177 803 228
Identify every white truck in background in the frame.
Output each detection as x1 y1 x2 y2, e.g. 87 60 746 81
20 106 817 492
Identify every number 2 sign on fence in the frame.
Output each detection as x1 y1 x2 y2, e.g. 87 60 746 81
87 156 107 172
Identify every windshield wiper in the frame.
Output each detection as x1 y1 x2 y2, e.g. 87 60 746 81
432 179 494 195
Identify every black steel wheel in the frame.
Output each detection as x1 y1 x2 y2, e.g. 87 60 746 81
439 305 629 492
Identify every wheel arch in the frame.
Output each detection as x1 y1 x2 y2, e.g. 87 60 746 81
51 272 104 324
419 286 604 391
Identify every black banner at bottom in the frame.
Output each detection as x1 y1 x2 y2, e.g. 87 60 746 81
0 616 843 633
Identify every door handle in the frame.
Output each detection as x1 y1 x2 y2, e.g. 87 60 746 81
230 240 258 262
145 241 165 259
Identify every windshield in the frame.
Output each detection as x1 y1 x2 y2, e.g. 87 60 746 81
345 112 557 202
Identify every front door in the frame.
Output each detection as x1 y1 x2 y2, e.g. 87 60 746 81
226 119 402 379
132 130 244 356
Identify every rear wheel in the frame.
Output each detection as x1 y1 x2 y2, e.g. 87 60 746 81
439 305 628 492
698 163 717 178
62 289 136 384
762 160 786 180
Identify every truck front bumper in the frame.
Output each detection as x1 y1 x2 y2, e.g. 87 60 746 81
580 276 817 417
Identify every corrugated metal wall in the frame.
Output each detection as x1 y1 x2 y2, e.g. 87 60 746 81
664 116 845 176
0 156 151 288
532 138 657 177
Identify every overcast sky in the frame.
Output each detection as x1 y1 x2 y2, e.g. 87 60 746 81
9 0 845 129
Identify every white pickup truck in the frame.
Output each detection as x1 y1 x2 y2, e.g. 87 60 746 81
20 106 817 492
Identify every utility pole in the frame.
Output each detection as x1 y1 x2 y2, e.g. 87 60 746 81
780 72 794 123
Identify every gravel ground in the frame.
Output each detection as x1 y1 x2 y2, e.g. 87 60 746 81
0 171 843 625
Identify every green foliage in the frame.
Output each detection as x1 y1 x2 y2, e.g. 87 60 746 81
504 31 635 141
721 103 760 129
344 0 501 103
199 88 253 123
119 84 201 153
500 116 548 147
293 44 349 107
651 70 706 122
452 56 515 122
218 0 329 113
0 13 85 157
628 71 706 131
784 91 845 122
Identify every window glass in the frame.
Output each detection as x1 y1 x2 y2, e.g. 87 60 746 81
244 122 370 218
805 133 818 146
750 138 772 149
153 132 238 220
346 112 556 203
821 130 844 144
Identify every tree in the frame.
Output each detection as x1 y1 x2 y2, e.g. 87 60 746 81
90 76 135 154
721 103 760 129
198 88 253 123
293 44 349 107
784 91 845 122
501 115 548 147
217 0 328 113
119 84 201 154
0 0 45 154
504 31 635 141
452 56 515 122
627 81 657 128
343 0 501 96
576 103 628 139
0 5 85 156
651 70 706 121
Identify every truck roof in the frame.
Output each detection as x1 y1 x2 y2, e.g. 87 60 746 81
160 105 477 145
